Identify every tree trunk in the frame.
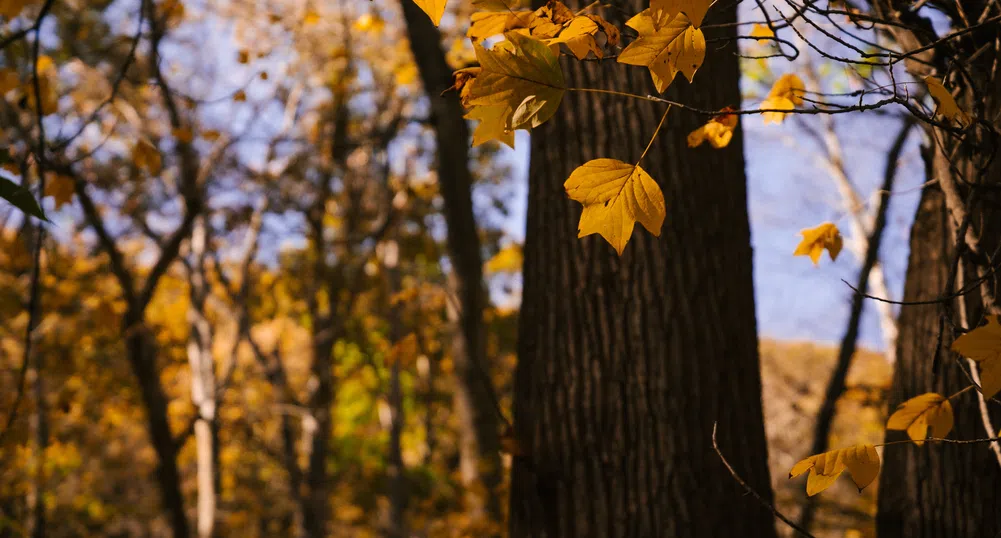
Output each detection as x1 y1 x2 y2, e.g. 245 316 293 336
186 215 217 538
872 2 1001 535
508 1 776 536
399 0 502 523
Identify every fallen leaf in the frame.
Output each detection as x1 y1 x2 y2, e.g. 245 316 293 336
789 444 880 496
565 158 665 255
886 393 954 445
617 10 705 93
952 316 1001 399
793 222 842 265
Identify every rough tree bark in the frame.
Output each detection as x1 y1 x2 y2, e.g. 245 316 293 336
400 0 503 523
508 1 777 536
872 1 1001 535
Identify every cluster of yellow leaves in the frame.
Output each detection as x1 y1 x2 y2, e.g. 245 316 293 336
789 444 880 496
564 159 665 255
760 73 805 124
952 315 1001 399
618 9 705 93
793 222 842 265
467 0 620 61
687 107 737 149
886 393 954 445
451 32 565 148
924 75 971 127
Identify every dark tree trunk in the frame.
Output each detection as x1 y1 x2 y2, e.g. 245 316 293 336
872 1 1001 535
400 0 503 522
508 1 777 536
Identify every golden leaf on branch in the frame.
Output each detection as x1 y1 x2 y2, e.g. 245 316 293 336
886 393 954 445
789 444 880 496
952 316 1001 399
617 10 704 93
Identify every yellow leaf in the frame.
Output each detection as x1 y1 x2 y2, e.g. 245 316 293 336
413 0 447 26
793 222 842 265
44 174 74 209
617 10 705 93
0 0 34 19
233 89 247 102
564 159 665 255
687 106 737 149
237 49 250 64
760 73 805 124
465 32 565 140
749 23 774 40
545 16 601 60
0 68 19 95
468 11 535 42
924 76 970 127
202 129 221 141
131 139 162 175
388 333 419 366
465 104 514 148
303 9 321 25
485 244 523 273
952 316 1001 399
886 393 954 445
172 127 194 143
651 0 715 28
789 444 880 496
353 12 385 33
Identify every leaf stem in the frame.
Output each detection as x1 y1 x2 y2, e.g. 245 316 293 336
946 384 976 401
639 105 672 163
569 87 669 104
874 434 1001 449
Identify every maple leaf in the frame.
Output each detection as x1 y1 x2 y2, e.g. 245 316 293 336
466 104 514 148
886 393 954 445
468 11 536 42
413 0 448 26
952 315 1001 399
687 107 737 149
793 222 842 265
651 0 715 28
617 10 705 93
760 73 805 124
789 444 880 496
44 174 75 209
924 76 971 127
464 32 565 144
564 159 665 255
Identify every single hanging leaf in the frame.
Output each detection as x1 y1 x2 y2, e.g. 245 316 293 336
793 222 842 265
44 174 75 209
687 106 737 148
886 393 954 445
464 32 565 143
760 73 806 124
789 444 880 496
132 139 162 175
413 0 447 25
651 0 715 28
952 315 1001 399
924 76 971 126
0 176 46 220
617 10 705 93
564 159 665 255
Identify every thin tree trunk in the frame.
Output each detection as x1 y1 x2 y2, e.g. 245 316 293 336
186 215 217 538
399 0 502 523
508 1 776 536
796 119 911 532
